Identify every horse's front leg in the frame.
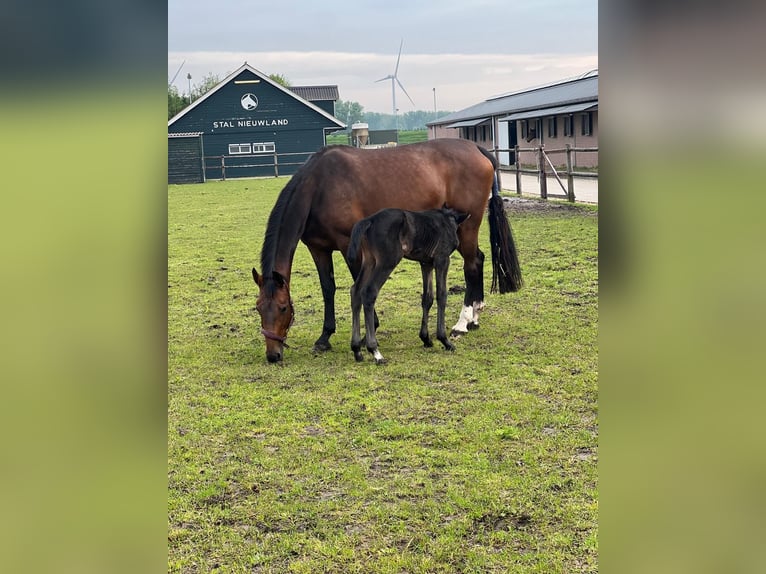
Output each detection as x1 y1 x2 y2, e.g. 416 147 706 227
308 247 336 353
419 264 434 347
435 260 455 351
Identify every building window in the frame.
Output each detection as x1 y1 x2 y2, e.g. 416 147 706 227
228 143 251 154
548 117 557 138
521 120 528 139
564 115 573 137
581 112 593 136
252 142 276 153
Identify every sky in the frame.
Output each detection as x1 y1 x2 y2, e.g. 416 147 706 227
168 0 597 114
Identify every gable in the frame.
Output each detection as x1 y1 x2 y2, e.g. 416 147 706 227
168 64 344 135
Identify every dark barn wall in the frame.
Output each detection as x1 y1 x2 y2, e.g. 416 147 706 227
168 136 203 184
169 68 341 179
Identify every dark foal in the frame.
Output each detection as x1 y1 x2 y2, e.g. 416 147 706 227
347 206 470 364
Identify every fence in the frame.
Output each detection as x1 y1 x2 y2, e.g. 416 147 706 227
202 151 313 180
201 144 598 203
494 144 598 203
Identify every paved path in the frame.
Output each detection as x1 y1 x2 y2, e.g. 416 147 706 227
499 171 598 204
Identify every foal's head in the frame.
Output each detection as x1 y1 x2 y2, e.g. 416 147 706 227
252 268 294 363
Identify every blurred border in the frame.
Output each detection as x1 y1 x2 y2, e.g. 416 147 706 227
601 1 766 572
0 1 167 572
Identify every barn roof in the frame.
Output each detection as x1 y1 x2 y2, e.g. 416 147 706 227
428 72 598 127
289 85 340 102
168 63 345 129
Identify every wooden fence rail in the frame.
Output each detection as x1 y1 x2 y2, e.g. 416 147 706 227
203 151 313 180
493 144 598 202
201 144 598 203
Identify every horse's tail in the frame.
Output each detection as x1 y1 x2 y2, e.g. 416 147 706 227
477 146 524 293
346 219 371 265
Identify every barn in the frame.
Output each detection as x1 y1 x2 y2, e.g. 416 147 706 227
168 63 345 183
427 71 598 168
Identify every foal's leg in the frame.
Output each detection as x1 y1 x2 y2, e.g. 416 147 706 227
308 247 336 352
362 261 398 364
419 264 434 347
350 274 366 362
435 258 456 351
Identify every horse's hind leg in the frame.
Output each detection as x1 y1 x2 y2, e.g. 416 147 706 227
435 260 455 351
419 264 434 347
451 227 485 336
350 281 365 362
362 261 397 365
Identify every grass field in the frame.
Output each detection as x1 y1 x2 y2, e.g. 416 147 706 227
168 178 598 573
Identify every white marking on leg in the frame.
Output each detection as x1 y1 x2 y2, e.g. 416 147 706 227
471 300 486 326
372 349 385 363
451 305 474 334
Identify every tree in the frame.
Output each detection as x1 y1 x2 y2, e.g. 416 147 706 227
268 73 291 87
335 99 365 125
190 73 221 101
168 85 186 119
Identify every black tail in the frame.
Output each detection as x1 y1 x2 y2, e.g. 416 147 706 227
346 219 371 265
477 147 523 293
488 194 522 293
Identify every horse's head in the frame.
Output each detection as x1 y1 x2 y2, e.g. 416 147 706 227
252 268 294 363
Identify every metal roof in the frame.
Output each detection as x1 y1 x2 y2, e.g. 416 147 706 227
289 85 339 101
427 74 598 127
445 117 491 129
499 102 598 122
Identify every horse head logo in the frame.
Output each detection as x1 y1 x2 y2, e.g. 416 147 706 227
241 93 258 110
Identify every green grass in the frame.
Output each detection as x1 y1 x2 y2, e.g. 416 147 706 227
168 178 598 572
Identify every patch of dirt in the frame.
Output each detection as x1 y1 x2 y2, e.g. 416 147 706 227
501 196 597 216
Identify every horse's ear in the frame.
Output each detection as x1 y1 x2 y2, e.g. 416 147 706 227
252 268 263 287
272 271 288 288
399 211 415 255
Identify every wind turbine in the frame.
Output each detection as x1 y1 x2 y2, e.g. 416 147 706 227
376 39 415 120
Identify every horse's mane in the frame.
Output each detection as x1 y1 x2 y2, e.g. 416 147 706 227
259 149 329 279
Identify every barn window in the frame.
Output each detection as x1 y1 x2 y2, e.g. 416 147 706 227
581 112 593 136
228 143 252 154
547 117 557 138
521 120 528 139
564 115 573 137
252 142 276 153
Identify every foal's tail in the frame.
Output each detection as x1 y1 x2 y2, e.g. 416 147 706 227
477 146 523 293
346 219 372 265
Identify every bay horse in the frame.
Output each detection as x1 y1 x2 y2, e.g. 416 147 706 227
251 138 522 363
347 206 469 364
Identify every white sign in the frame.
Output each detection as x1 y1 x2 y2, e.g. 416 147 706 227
241 93 258 110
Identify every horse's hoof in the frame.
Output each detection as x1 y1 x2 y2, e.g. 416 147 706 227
450 329 466 339
375 357 387 365
422 339 434 348
467 322 480 331
312 341 332 354
353 352 364 362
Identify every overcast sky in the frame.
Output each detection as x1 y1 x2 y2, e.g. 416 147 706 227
168 0 597 114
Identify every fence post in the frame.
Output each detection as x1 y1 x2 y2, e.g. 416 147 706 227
565 144 575 202
514 144 521 196
221 156 226 181
274 153 279 177
538 145 547 199
494 147 502 192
